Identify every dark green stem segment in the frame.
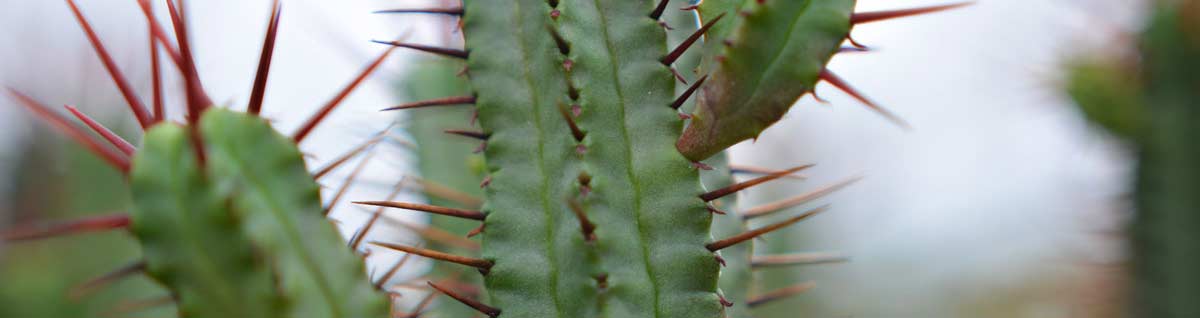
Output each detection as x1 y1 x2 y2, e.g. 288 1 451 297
460 0 720 317
1069 2 1200 316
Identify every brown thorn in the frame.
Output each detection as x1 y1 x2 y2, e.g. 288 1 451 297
3 213 130 242
729 165 807 180
371 242 493 270
371 40 468 59
557 103 585 141
838 46 871 54
349 178 408 250
670 74 708 110
650 0 670 20
706 205 829 251
145 0 164 123
370 214 480 251
427 281 502 318
444 129 489 140
322 148 378 216
718 293 734 307
382 95 475 111
6 90 130 173
312 129 389 179
752 252 849 268
247 0 282 115
413 177 484 208
663 13 725 65
818 69 912 130
467 224 485 238
374 7 464 15
64 105 137 156
566 198 596 241
293 45 399 143
374 248 415 290
65 0 152 129
742 175 862 219
746 282 817 308
851 2 973 25
397 290 438 318
700 164 813 202
69 261 147 300
165 0 215 124
670 67 688 84
135 0 183 67
99 296 174 318
355 201 485 221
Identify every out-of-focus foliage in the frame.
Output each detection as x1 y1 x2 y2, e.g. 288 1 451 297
1069 0 1200 316
0 122 173 318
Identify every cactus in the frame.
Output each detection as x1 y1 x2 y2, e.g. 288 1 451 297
377 1 964 317
4 0 965 317
1068 1 1200 316
4 1 394 316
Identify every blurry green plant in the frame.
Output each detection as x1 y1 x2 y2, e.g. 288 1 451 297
1068 0 1200 316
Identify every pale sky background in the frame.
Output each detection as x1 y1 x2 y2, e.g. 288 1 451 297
0 0 1139 317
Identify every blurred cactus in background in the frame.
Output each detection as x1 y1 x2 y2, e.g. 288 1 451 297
1068 0 1200 316
0 117 172 317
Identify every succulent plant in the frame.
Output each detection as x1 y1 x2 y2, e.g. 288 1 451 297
1068 0 1200 316
3 0 964 317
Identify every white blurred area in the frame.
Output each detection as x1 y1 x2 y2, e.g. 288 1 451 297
0 0 1139 317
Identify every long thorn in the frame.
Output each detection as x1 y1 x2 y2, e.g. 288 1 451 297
752 252 849 268
65 0 152 129
382 95 475 111
370 242 493 270
742 176 862 219
663 13 725 65
444 129 489 140
373 215 480 251
650 0 670 20
322 148 378 216
374 249 414 290
165 0 214 122
135 0 183 67
746 282 816 308
427 281 502 318
293 46 398 143
312 132 387 179
707 205 829 251
69 261 146 300
247 0 281 115
374 7 464 15
6 90 130 173
2 213 130 241
851 2 973 25
349 179 407 250
355 201 485 221
701 164 814 202
819 69 912 130
99 296 174 317
671 74 708 110
64 105 136 156
371 40 468 59
413 177 484 208
146 0 164 122
729 165 807 180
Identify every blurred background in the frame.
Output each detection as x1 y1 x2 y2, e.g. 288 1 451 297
0 0 1142 317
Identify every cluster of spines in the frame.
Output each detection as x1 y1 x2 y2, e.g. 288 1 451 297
2 0 423 316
